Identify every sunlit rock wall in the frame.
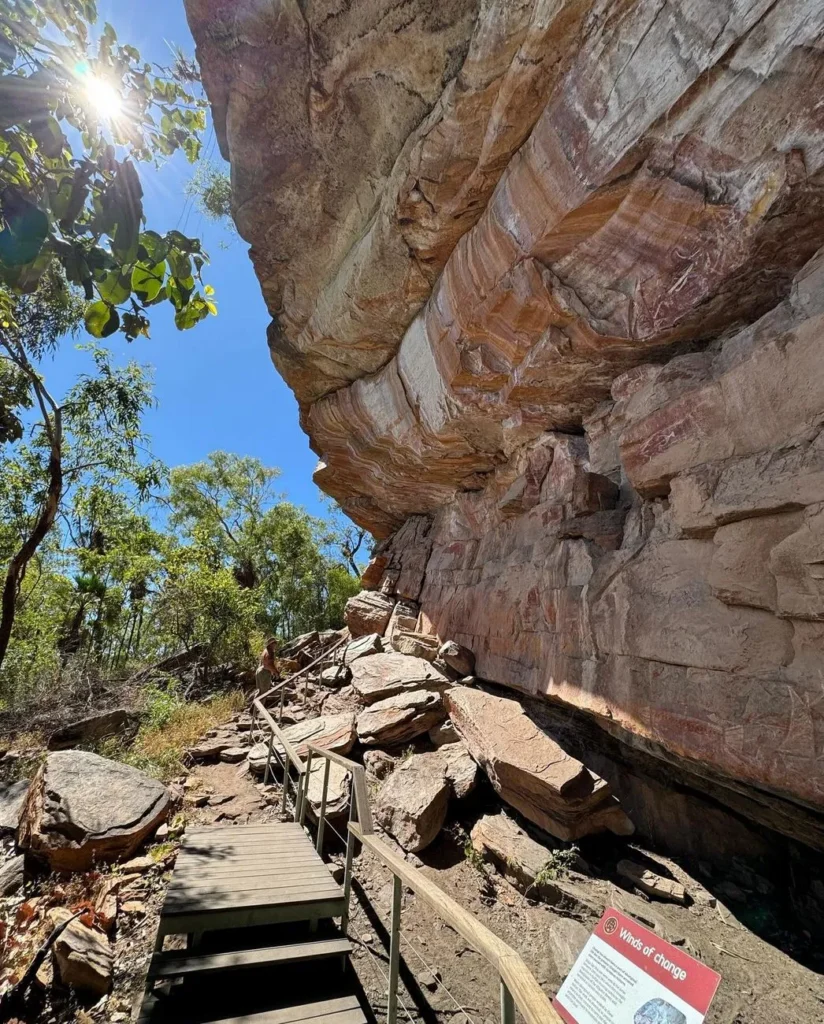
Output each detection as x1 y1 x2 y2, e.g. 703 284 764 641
187 0 824 852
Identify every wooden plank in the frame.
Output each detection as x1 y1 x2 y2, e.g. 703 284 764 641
350 824 561 1024
185 824 304 836
140 993 364 1024
167 878 341 902
171 868 335 888
174 857 326 875
149 937 351 978
179 843 315 858
172 863 333 882
158 896 346 935
163 886 344 915
180 834 311 850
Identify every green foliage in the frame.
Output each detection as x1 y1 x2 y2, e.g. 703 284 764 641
0 1 216 340
532 846 579 887
185 162 233 223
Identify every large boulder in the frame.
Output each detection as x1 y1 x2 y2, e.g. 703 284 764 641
343 633 383 666
0 779 28 836
390 631 440 661
275 713 357 759
305 757 351 819
446 687 633 842
344 592 395 637
438 640 475 677
351 653 451 705
18 751 170 871
375 743 478 852
375 754 450 852
357 689 446 747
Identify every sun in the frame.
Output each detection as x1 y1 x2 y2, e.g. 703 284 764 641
84 76 123 121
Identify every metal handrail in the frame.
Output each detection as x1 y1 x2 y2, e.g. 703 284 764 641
252 713 561 1024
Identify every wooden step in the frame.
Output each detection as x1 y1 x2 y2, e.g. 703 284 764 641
139 993 367 1024
149 936 352 980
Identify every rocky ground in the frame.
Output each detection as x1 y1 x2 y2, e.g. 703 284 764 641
1 621 823 1023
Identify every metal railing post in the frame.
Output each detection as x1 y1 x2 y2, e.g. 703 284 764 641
263 734 274 786
500 979 515 1024
316 758 331 853
279 682 285 726
387 876 402 1024
299 751 312 826
341 798 357 934
281 762 290 815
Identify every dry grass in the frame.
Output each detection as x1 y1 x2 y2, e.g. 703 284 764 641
101 690 244 781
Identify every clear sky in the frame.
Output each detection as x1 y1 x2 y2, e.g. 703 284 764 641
40 0 326 518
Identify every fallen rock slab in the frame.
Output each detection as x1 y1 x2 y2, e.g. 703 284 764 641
0 779 28 836
351 653 451 705
618 859 689 904
305 757 351 818
219 745 250 763
51 908 113 995
187 736 237 761
375 753 451 852
276 713 357 759
470 813 598 914
343 633 382 666
439 640 475 677
321 664 351 686
391 631 440 660
357 689 446 747
18 751 170 871
447 687 633 841
438 742 478 800
429 721 459 746
344 591 395 637
48 708 137 751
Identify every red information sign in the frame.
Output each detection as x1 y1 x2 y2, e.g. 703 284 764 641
553 908 721 1024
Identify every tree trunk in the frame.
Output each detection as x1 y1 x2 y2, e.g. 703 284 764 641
0 412 62 672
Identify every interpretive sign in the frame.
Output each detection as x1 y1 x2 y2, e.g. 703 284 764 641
553 907 721 1024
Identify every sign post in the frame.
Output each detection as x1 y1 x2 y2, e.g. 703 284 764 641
553 907 721 1024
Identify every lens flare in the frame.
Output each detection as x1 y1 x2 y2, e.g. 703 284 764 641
84 77 123 121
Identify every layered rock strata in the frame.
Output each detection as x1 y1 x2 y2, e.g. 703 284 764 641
187 0 824 861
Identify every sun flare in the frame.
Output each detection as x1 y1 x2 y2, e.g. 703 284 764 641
85 76 123 121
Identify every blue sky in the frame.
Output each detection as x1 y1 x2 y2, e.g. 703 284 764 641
40 0 326 518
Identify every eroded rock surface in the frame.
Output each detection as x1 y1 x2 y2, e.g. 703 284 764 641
357 689 446 747
447 686 633 841
18 752 170 871
187 0 824 862
351 653 451 705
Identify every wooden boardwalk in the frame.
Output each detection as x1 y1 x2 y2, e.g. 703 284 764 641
139 823 368 1024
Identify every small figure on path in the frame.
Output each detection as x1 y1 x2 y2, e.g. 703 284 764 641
256 637 278 696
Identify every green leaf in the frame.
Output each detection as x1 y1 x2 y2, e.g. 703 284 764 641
97 270 131 305
84 300 120 338
139 230 169 263
0 195 49 267
174 294 209 330
131 261 165 302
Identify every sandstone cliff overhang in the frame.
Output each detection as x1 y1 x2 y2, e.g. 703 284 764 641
187 0 824 856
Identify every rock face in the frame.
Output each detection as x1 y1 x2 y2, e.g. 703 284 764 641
48 708 137 750
447 686 632 841
188 0 824 866
18 751 170 871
